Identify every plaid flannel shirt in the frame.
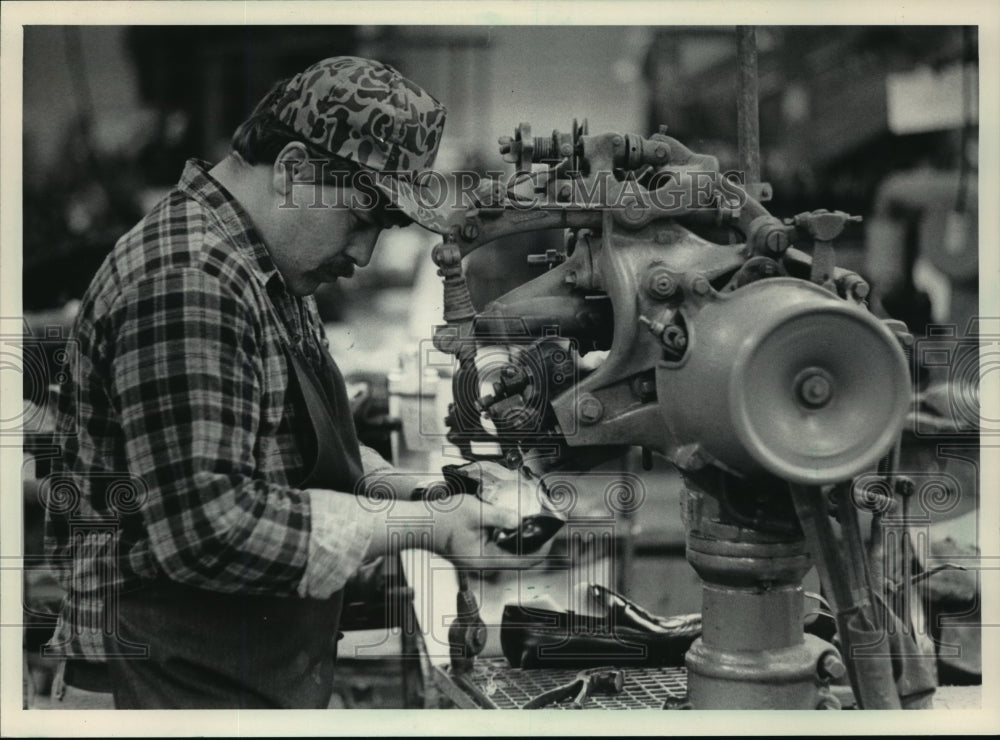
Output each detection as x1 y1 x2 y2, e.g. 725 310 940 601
44 160 388 660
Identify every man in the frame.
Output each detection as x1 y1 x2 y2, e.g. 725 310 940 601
44 56 520 709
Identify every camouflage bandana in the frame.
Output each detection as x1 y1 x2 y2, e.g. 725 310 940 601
270 56 464 234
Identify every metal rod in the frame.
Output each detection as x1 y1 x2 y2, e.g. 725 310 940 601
736 26 761 189
790 484 902 709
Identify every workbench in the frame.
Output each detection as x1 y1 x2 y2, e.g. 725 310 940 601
432 658 688 710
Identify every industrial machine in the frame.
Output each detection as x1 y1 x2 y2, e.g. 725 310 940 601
424 117 939 710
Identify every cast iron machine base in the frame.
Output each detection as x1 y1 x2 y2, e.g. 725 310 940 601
682 486 845 710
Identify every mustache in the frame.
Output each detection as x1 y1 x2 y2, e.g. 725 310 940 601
320 255 357 278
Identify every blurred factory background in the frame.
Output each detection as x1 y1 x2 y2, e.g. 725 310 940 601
23 25 978 325
20 25 980 709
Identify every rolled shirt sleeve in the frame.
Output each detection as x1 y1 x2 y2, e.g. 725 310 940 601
296 490 377 598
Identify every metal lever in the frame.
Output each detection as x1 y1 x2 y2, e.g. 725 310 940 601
789 484 901 709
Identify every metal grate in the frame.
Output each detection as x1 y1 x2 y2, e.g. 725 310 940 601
444 657 688 710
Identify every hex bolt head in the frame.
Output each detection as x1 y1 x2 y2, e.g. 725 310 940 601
558 184 573 201
560 143 573 156
691 276 711 296
645 267 677 300
654 146 668 159
578 395 604 424
612 135 624 147
851 280 870 299
819 653 847 681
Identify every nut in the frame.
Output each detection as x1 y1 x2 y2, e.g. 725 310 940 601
690 276 711 296
795 368 834 408
800 375 831 406
645 266 677 300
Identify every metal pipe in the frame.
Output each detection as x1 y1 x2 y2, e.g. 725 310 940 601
736 27 761 190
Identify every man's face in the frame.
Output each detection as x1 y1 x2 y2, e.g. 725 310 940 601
267 151 392 296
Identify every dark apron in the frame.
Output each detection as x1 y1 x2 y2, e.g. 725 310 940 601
106 346 364 709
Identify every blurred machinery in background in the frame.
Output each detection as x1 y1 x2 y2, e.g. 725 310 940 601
422 110 966 708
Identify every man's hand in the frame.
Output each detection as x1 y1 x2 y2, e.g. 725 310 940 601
453 460 547 517
447 460 563 560
359 495 521 567
429 492 522 569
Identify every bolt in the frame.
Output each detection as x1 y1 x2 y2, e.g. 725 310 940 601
850 280 870 300
612 135 623 147
798 372 832 408
658 124 669 136
558 183 573 201
818 653 847 681
564 270 579 286
765 230 788 253
501 365 519 380
691 276 711 296
654 145 668 159
578 395 604 424
560 143 573 157
645 266 677 300
461 221 480 241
